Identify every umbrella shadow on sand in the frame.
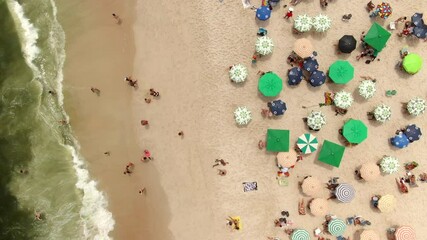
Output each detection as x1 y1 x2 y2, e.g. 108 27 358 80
399 103 415 121
352 87 367 104
255 18 270 28
397 34 420 47
230 80 247 89
393 62 414 80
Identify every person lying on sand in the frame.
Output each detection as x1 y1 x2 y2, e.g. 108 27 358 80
213 159 229 168
90 87 101 96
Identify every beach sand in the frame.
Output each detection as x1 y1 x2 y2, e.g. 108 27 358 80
60 0 426 239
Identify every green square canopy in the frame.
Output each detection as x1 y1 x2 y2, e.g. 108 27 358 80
258 72 283 97
343 119 368 144
318 140 345 167
267 129 290 152
363 22 391 52
328 60 354 84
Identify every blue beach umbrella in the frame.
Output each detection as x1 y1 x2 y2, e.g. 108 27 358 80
413 26 427 39
303 57 319 73
256 6 271 21
268 100 287 116
404 124 422 142
288 67 304 85
411 13 425 27
390 134 409 148
309 70 326 87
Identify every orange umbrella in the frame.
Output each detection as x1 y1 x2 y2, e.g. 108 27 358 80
293 38 314 58
301 177 322 196
277 151 298 168
360 229 380 240
360 162 380 181
309 198 329 216
395 226 416 240
377 194 396 213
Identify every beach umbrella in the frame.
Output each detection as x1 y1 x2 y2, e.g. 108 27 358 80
411 13 425 27
390 133 409 148
293 38 313 58
309 70 326 87
333 91 354 109
335 183 355 203
258 72 283 97
364 22 391 51
255 36 274 56
328 60 354 84
358 80 376 99
297 133 318 154
360 162 380 181
343 119 368 144
312 14 332 32
234 107 251 125
360 230 380 240
291 229 311 240
301 177 322 196
306 111 326 131
268 100 287 116
395 226 416 240
404 124 422 142
229 64 248 83
407 97 426 116
294 14 312 33
318 140 345 168
376 2 392 19
338 35 357 53
256 6 271 21
277 151 297 168
412 26 427 39
309 198 329 216
380 156 399 174
266 129 290 152
303 58 319 73
377 194 396 213
373 104 391 123
288 67 304 85
328 219 346 236
402 53 423 74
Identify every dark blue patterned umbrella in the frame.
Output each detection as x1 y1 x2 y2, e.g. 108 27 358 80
411 13 425 27
303 57 319 73
390 134 409 148
413 26 427 39
309 70 326 87
404 124 422 142
268 100 287 116
256 6 271 21
288 67 304 85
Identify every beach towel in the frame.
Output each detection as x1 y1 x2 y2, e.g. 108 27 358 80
243 182 257 192
277 177 289 186
241 0 253 9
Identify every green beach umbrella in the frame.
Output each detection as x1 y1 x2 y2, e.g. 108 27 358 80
329 60 354 84
343 119 368 144
328 219 347 236
258 72 283 97
229 64 248 83
266 129 290 152
358 80 376 99
402 53 423 74
407 97 426 116
234 106 251 125
294 14 312 32
307 111 326 131
297 133 318 154
318 140 345 167
292 229 311 240
255 36 274 56
380 156 399 174
373 104 392 123
333 91 353 109
364 22 391 51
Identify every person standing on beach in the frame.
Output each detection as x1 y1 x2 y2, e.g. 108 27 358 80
178 131 184 137
143 150 152 161
112 13 121 24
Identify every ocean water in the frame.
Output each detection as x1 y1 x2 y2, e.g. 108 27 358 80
0 0 114 239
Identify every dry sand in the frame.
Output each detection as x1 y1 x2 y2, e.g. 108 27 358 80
60 0 427 239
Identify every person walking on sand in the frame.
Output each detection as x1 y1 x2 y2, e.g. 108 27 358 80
143 150 152 161
139 187 146 194
91 87 101 96
284 7 293 19
212 159 229 168
112 13 121 24
218 169 227 176
144 98 151 104
141 120 149 126
178 131 184 137
149 88 160 97
124 162 134 175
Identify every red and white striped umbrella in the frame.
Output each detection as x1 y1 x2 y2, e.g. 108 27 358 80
395 226 416 240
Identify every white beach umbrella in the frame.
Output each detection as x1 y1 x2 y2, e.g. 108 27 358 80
307 111 326 130
358 80 377 99
255 36 274 56
294 14 312 32
312 14 332 32
374 104 392 122
229 64 248 83
333 91 353 109
407 97 426 116
380 156 400 174
234 106 251 125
